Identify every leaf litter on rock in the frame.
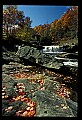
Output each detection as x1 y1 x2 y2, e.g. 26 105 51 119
2 62 77 117
2 81 37 117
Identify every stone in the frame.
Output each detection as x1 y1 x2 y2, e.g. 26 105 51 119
32 90 74 117
2 46 21 64
2 60 78 117
16 46 63 70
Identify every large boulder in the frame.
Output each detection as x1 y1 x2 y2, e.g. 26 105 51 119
16 46 63 70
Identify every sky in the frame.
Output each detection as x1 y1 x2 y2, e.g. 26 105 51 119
3 5 72 28
17 5 72 28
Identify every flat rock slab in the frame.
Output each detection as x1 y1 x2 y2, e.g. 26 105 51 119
32 90 74 117
2 62 77 117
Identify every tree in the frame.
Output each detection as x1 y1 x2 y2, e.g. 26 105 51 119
3 5 33 43
3 5 34 50
3 5 25 37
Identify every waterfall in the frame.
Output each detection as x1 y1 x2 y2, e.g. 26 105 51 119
42 46 63 53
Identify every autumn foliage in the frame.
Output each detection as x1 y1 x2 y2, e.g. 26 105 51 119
3 6 78 46
34 6 78 44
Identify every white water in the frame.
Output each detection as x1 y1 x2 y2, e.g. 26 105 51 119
63 62 78 67
42 46 78 67
42 46 63 53
43 51 66 54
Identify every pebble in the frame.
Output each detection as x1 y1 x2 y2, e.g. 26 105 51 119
22 111 28 116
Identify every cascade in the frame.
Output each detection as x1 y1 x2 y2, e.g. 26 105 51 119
42 46 63 53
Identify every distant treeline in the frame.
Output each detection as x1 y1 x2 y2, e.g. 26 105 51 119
3 5 78 48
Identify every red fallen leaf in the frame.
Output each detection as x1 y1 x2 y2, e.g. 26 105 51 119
56 92 59 95
9 99 15 102
22 98 29 102
32 102 36 107
15 96 21 101
18 89 23 93
16 109 36 117
27 101 32 106
19 110 35 117
17 83 24 86
21 111 28 117
16 110 24 116
15 76 19 79
20 92 25 96
27 101 36 107
39 80 44 85
4 95 8 99
58 93 63 97
27 110 36 117
26 106 31 112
